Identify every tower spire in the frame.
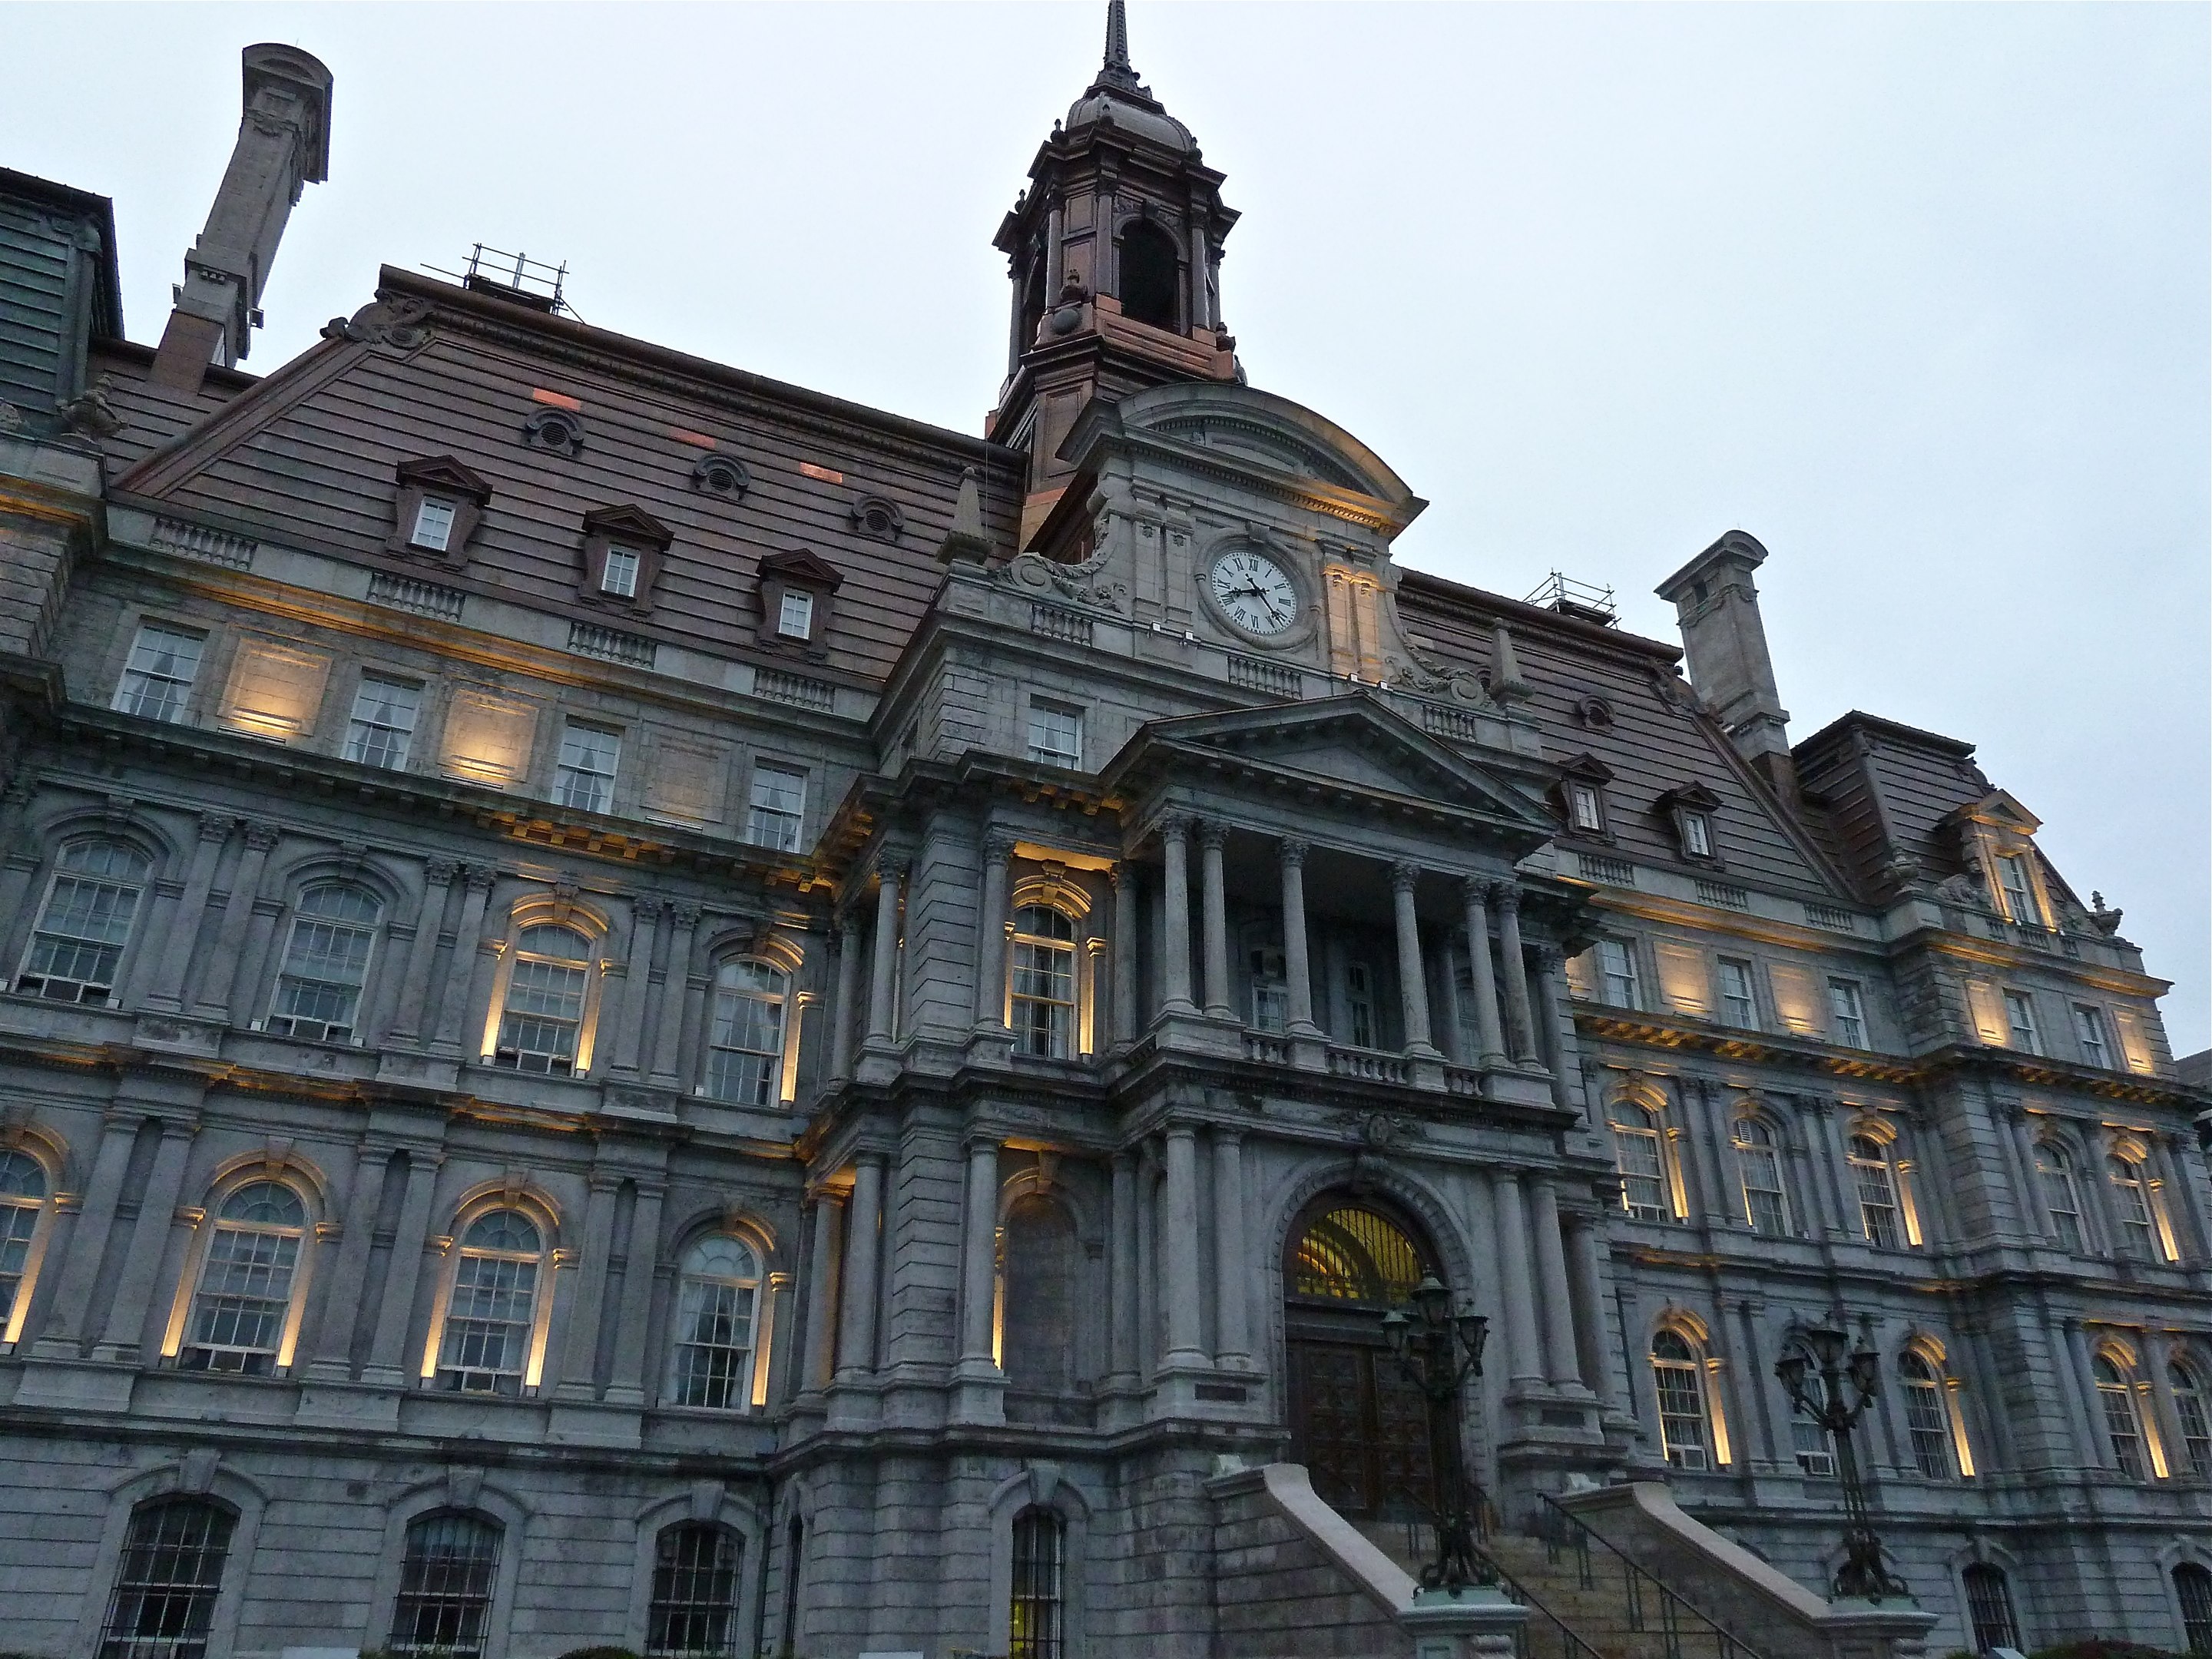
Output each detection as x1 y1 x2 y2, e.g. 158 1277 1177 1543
1098 0 1141 91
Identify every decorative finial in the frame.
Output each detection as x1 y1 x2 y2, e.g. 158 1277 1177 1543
1098 0 1141 91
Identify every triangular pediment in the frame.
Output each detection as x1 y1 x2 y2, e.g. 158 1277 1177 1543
394 453 492 501
759 547 845 590
581 503 674 548
1945 789 2041 836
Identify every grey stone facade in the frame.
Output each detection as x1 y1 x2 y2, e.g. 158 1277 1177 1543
0 15 2205 1659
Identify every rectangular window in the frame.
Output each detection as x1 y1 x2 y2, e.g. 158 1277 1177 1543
1250 946 1288 1033
2002 988 2041 1055
1717 959 1757 1028
439 1254 538 1392
113 621 207 723
1027 698 1084 769
2073 1004 2109 1068
1569 782 1604 833
1996 853 2041 928
745 761 807 852
1346 962 1376 1048
344 674 422 771
1598 940 1640 1009
1792 1415 1836 1478
1682 812 1713 859
670 1277 755 1409
1826 978 1867 1048
777 588 816 640
601 545 641 598
555 722 621 813
410 498 457 552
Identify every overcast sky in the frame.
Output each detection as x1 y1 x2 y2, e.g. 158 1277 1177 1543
8 3 2207 1051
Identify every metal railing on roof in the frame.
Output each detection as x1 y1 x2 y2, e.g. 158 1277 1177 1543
424 244 577 318
1525 571 1618 627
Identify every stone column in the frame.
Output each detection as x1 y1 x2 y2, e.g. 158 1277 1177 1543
1681 1078 1735 1228
1109 1151 1137 1380
1280 839 1319 1036
1111 864 1138 1045
1435 937 1466 1062
1389 862 1438 1057
363 1149 443 1386
1161 1126 1207 1368
306 1141 390 1379
194 820 279 1019
1528 1177 1583 1389
1490 1171 1542 1387
430 866 496 1055
144 815 231 1012
388 859 458 1047
647 904 702 1085
605 1181 665 1406
835 1156 884 1379
1460 879 1507 1065
1493 884 1539 1065
826 917 862 1084
801 1193 843 1392
2065 1318 2111 1469
2155 1133 2206 1262
1532 944 1577 1109
1211 1129 1250 1369
865 864 902 1046
555 1176 621 1399
609 899 661 1077
1808 1098 1857 1242
91 1119 197 1363
2147 1330 2190 1472
1565 1211 1617 1410
1198 820 1233 1019
1158 817 1196 1015
233 896 286 1031
958 1138 1002 1373
972 831 1015 1032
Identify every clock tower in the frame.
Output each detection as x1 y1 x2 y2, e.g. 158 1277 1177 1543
988 2 1242 544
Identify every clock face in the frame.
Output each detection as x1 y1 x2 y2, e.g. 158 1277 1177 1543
1208 549 1299 637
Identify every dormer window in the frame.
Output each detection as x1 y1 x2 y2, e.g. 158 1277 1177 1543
1995 853 2042 929
1657 782 1724 865
410 498 457 553
1558 754 1616 839
1570 783 1605 834
1683 811 1713 859
601 546 641 599
388 455 492 566
753 548 843 654
777 589 816 641
578 505 674 613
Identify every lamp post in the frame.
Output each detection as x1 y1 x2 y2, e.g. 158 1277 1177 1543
1774 1321 1910 1601
1381 1273 1493 1595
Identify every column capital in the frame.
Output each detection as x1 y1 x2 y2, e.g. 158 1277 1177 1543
1488 879 1522 912
424 856 461 886
1460 873 1492 905
668 901 704 929
1273 836 1309 872
196 813 235 843
1107 859 1128 889
1157 813 1193 844
243 820 283 852
853 1147 889 1171
1532 940 1565 972
982 829 1019 863
962 1133 1003 1158
1196 819 1228 852
464 864 498 895
1389 859 1422 893
1162 1120 1198 1144
1212 1124 1245 1149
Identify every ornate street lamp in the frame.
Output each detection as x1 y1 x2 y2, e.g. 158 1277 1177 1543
1380 1273 1494 1595
1775 1321 1910 1601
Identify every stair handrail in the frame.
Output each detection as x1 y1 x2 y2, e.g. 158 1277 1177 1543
1471 1540 1608 1659
1534 1490 1777 1659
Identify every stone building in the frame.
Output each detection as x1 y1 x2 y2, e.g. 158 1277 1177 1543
0 15 2205 1659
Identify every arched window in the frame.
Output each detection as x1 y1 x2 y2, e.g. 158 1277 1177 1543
1010 906 1077 1060
647 1522 743 1658
1009 1506 1066 1659
1732 1118 1790 1236
1897 1350 1957 1480
2108 1152 2159 1258
2174 1561 2212 1654
2174 1359 2212 1478
1651 1328 1714 1471
998 1194 1078 1392
1290 1204 1426 1305
1846 1134 1902 1249
437 1210 543 1394
706 958 789 1105
669 1235 762 1410
0 1151 48 1335
98 1496 237 1659
19 839 152 1005
1962 1563 2020 1651
389 1511 502 1659
182 1181 308 1374
2036 1142 2085 1253
1609 1101 1669 1222
493 924 592 1074
1118 220 1181 331
267 885 382 1041
2095 1353 2150 1479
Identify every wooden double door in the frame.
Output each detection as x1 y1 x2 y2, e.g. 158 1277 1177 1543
1286 1326 1436 1520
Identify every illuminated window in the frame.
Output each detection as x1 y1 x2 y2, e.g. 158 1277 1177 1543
1597 940 1641 1010
706 958 789 1106
1898 1350 1955 1479
1848 1135 1902 1249
1651 1330 1712 1470
0 1152 48 1336
2002 989 2041 1055
777 588 815 641
2073 1004 2111 1068
746 761 806 852
437 1211 542 1394
267 885 381 1041
492 926 592 1075
345 674 421 770
1011 906 1078 1059
1009 1507 1066 1659
113 621 205 723
2094 1353 2149 1479
1681 811 1714 859
2109 1154 2158 1258
2036 1143 2085 1253
18 839 151 1005
389 1511 501 1657
1733 1118 1790 1236
647 1522 743 1657
668 1235 761 1411
1826 978 1867 1048
1963 1564 2020 1651
409 498 458 553
98 1496 236 1659
181 1181 306 1375
2175 1563 2212 1654
1290 1204 1426 1304
1791 1413 1835 1477
1611 1103 1669 1222
554 721 621 814
1995 853 2041 928
1568 782 1605 834
2171 1360 2212 1478
1717 959 1757 1028
601 545 641 598
1026 699 1084 769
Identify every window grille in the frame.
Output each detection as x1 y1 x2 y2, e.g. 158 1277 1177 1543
746 762 807 852
2094 1354 2148 1479
1011 906 1077 1059
1791 1414 1835 1477
1290 1206 1426 1304
1848 1135 1901 1249
113 623 205 723
19 839 151 1005
669 1237 760 1410
1898 1352 1955 1479
2002 988 2041 1055
344 674 420 770
2074 1004 2111 1068
494 926 591 1074
438 1211 541 1393
410 498 457 552
2036 1145 2085 1253
554 722 621 813
1733 1118 1790 1236
267 886 381 1041
1651 1330 1710 1470
1826 978 1867 1048
647 1523 743 1657
2108 1155 2157 1257
1611 1107 1669 1222
706 959 788 1105
1717 959 1758 1028
2175 1562 2212 1653
1026 699 1084 769
601 545 641 598
0 1151 45 1330
1598 940 1640 1009
777 589 815 640
2174 1362 2212 1478
183 1182 306 1374
389 1512 501 1657
1009 1508 1065 1659
1963 1564 2020 1651
98 1497 236 1659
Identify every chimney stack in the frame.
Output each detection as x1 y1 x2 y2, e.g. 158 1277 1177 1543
150 44 332 392
1654 530 1796 799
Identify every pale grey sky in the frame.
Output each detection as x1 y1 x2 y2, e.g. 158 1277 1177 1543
8 2 2207 1051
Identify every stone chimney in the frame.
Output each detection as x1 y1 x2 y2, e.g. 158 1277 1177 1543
1654 530 1796 799
149 44 333 392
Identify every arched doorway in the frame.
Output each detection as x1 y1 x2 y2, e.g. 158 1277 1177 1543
1283 1194 1442 1519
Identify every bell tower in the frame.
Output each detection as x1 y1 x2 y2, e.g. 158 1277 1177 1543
988 2 1241 542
